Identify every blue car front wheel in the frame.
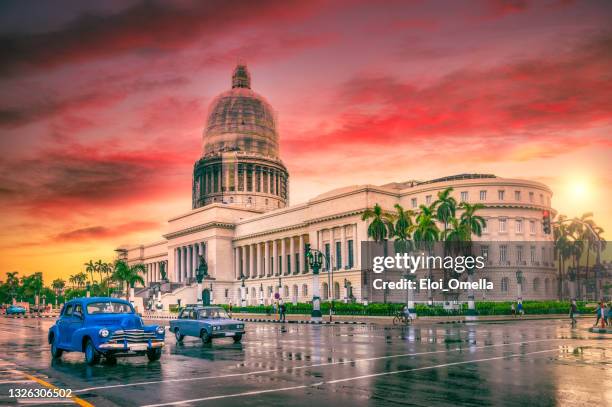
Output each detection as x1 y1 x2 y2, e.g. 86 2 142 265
84 339 100 365
50 336 63 359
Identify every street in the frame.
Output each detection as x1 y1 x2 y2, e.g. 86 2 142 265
0 318 609 406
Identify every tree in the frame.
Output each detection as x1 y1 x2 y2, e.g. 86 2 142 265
459 202 486 237
433 187 457 236
95 259 105 283
51 279 66 305
361 203 394 242
112 260 145 301
391 204 415 253
6 271 19 302
84 260 97 285
413 203 440 304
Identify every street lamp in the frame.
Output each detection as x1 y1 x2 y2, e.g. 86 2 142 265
515 270 523 302
259 283 264 306
305 244 324 321
240 275 246 307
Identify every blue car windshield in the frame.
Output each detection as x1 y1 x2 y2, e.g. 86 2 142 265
87 301 134 315
199 308 229 319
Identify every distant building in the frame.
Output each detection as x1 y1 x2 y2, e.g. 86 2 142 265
118 65 557 310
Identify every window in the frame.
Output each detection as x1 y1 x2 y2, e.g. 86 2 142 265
73 304 82 316
541 247 546 263
347 240 354 268
529 192 534 202
335 241 342 270
533 278 540 293
295 254 300 274
270 257 274 275
480 190 487 200
480 246 489 261
529 220 536 234
540 194 544 203
87 301 133 314
278 256 282 274
530 246 536 263
411 198 417 208
515 191 521 201
460 191 468 202
544 278 549 293
287 254 291 274
482 219 488 233
63 304 74 316
515 219 523 233
425 195 432 205
499 245 507 262
498 190 505 200
516 246 523 263
302 284 308 297
501 277 509 292
324 243 331 271
499 218 507 232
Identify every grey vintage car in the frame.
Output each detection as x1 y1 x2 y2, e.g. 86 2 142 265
169 306 245 343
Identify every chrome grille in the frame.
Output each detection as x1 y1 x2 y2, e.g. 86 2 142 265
109 329 160 344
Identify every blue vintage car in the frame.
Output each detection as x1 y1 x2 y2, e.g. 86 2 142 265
6 305 27 315
170 306 245 344
48 297 165 365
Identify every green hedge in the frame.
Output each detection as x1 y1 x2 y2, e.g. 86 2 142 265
223 301 595 317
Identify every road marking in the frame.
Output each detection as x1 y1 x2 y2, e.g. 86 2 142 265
74 338 560 393
0 379 34 384
140 349 558 406
7 369 94 407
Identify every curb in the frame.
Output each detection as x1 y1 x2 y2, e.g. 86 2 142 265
588 327 611 334
236 318 366 325
3 315 58 319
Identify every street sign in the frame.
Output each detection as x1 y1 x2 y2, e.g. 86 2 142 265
274 293 280 299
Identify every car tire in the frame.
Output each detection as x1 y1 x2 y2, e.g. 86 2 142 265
50 336 63 359
84 339 100 365
200 330 212 344
232 334 242 343
146 348 162 362
174 328 184 342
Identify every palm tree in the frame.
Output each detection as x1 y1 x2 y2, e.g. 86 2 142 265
413 203 440 304
112 260 145 301
459 202 486 237
433 187 457 235
362 204 394 303
95 259 105 283
392 204 415 253
6 271 19 302
84 260 97 285
51 279 65 305
361 203 394 242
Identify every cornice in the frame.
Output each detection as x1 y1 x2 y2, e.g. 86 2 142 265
163 221 235 240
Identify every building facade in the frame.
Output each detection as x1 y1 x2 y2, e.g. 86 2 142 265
118 65 557 310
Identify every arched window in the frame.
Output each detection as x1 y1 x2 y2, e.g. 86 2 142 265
544 278 550 293
322 282 329 300
251 287 256 298
267 286 273 297
302 284 308 297
501 277 509 292
283 285 289 297
333 282 340 300
292 284 298 300
533 278 540 293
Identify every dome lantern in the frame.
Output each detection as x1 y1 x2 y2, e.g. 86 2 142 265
232 64 251 89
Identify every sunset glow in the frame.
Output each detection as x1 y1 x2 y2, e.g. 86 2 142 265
0 0 611 283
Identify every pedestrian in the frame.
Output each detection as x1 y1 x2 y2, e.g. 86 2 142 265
517 301 524 316
511 303 516 317
607 302 612 326
273 301 278 319
594 302 602 327
569 299 578 327
228 302 233 316
279 301 286 322
596 301 606 328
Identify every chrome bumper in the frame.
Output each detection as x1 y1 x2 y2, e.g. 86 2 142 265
99 342 164 351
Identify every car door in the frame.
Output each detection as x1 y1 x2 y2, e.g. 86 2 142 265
66 303 84 349
57 304 73 347
186 309 199 337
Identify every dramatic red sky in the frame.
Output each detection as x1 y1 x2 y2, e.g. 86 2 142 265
1 0 611 283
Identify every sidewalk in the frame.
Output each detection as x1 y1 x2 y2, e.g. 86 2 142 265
227 312 594 325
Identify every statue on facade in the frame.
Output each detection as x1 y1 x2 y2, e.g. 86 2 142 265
196 255 208 284
159 261 168 282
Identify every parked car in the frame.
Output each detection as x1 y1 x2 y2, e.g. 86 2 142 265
6 305 27 315
170 306 245 344
48 297 165 365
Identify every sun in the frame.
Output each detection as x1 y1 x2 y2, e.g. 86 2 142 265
571 182 588 197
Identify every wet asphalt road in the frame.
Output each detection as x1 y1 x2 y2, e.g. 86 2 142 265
0 317 609 406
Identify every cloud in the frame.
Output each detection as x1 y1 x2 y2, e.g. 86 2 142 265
0 0 324 77
55 221 159 242
283 31 612 160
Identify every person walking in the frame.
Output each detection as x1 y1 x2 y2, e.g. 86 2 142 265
596 301 607 328
279 301 286 323
517 301 524 317
594 302 602 327
569 299 578 327
511 303 516 317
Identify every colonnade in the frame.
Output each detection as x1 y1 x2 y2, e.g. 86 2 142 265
173 242 207 283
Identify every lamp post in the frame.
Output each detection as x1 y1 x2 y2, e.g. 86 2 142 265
240 276 246 307
515 270 523 302
86 282 91 298
305 244 324 321
259 283 264 306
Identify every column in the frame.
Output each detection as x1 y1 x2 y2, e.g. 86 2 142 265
250 244 256 278
259 167 264 192
243 166 248 192
267 169 271 194
234 163 239 191
257 243 263 277
182 246 188 282
289 236 295 275
241 246 247 279
192 244 198 279
272 239 278 276
299 235 305 273
234 247 240 279
341 225 347 270
175 248 180 282
264 241 270 276
281 238 286 275
156 262 160 282
251 167 257 192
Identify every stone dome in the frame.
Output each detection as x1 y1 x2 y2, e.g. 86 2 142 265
202 64 279 158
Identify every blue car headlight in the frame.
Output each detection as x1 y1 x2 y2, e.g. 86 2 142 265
156 326 165 335
99 328 110 338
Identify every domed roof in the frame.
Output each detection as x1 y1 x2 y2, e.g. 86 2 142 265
202 65 279 158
